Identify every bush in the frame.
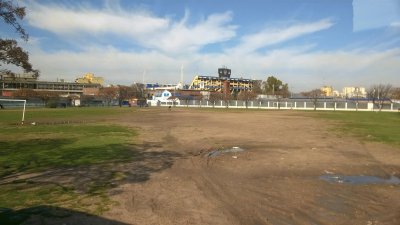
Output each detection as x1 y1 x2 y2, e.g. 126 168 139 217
47 101 58 108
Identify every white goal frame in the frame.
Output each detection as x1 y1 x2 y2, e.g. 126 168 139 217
0 99 27 124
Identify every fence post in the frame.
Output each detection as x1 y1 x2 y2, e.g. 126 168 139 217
236 100 238 108
285 102 288 108
251 101 254 108
304 102 306 108
391 103 393 111
345 102 348 109
294 102 297 108
268 101 270 108
324 102 326 109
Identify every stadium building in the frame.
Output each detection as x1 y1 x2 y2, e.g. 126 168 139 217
189 67 254 92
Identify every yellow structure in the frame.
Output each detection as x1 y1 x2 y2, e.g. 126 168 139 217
75 73 104 86
189 75 253 92
320 86 334 97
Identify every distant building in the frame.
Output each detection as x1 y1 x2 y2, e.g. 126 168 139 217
320 86 334 97
75 73 104 86
145 82 185 90
0 72 101 96
0 73 37 82
189 67 253 92
342 87 367 98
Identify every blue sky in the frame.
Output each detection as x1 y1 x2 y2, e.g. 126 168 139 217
2 0 400 91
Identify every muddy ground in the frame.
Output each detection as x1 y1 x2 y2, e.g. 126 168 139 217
30 109 400 225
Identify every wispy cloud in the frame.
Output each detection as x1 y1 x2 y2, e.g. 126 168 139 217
26 39 400 91
147 11 236 53
24 1 237 53
20 1 400 91
25 1 169 38
230 19 334 54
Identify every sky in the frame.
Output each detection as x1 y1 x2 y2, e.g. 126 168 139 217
1 0 400 92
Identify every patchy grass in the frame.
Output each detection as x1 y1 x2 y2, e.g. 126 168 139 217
0 124 137 177
314 111 400 146
0 108 139 221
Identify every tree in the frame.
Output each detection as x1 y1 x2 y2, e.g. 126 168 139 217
0 0 39 77
237 91 257 108
302 89 324 111
367 84 393 111
12 88 37 99
262 76 289 97
36 91 58 106
252 80 263 94
99 86 118 106
390 87 400 100
117 85 135 107
209 91 224 108
131 82 145 98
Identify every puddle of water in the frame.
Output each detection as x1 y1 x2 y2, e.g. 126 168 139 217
206 147 245 158
320 174 400 185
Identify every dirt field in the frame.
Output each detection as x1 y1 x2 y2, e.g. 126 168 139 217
29 108 400 225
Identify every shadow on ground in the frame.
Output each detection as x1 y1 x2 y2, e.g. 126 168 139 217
0 139 181 190
0 139 182 224
0 206 130 225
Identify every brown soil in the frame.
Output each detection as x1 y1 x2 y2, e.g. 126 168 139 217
26 108 400 225
100 108 400 225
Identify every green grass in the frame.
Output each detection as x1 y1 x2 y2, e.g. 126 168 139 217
0 124 137 177
314 111 400 146
0 107 140 221
0 107 137 124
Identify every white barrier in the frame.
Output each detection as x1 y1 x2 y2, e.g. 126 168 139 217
160 100 399 112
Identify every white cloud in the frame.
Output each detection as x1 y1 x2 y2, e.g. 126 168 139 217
148 11 236 53
26 42 400 91
25 1 169 37
24 1 236 53
20 1 400 91
231 19 334 54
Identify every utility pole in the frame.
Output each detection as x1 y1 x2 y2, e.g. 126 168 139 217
180 64 184 84
272 84 275 96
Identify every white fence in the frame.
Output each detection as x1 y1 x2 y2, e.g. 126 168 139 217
155 100 400 112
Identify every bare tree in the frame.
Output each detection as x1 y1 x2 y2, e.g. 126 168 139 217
252 80 263 94
117 85 133 107
302 89 324 111
99 86 118 106
130 82 145 98
209 91 224 108
367 84 393 111
36 91 59 106
237 91 257 108
12 88 37 99
390 87 400 100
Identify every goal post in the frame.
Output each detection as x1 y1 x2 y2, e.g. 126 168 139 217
0 99 27 124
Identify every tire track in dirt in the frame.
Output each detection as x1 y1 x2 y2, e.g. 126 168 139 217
105 109 400 225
